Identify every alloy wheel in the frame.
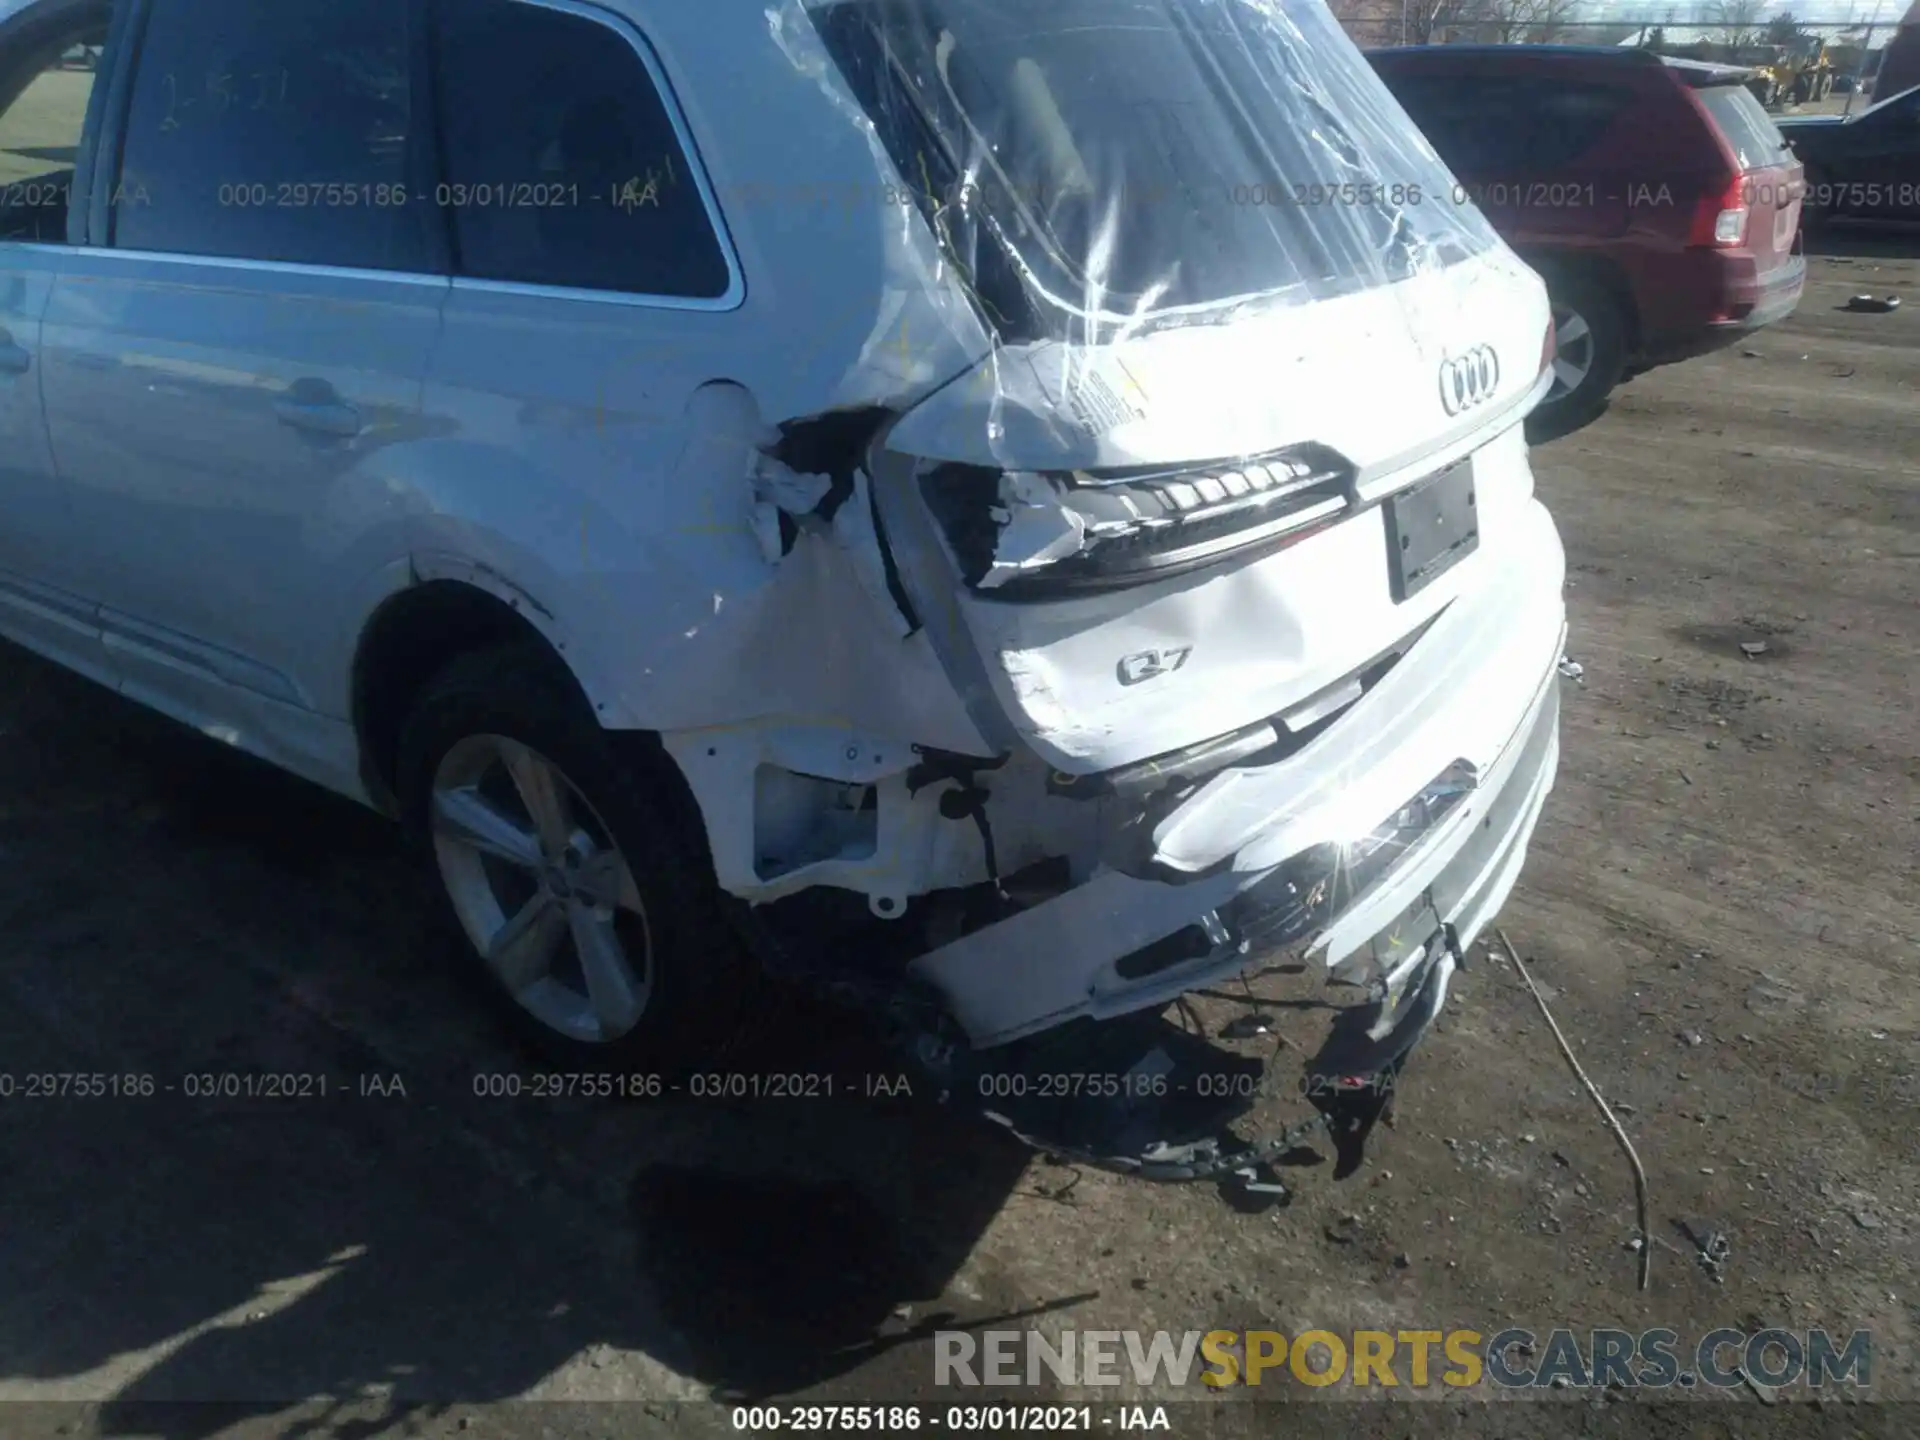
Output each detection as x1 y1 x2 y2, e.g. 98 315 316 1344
1545 304 1595 404
429 734 653 1043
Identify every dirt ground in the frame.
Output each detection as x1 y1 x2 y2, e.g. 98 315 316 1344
0 230 1914 1440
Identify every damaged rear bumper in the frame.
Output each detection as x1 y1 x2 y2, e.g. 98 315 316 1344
907 501 1566 1049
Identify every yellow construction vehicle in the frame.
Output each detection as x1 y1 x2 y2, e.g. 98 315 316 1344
1779 35 1837 103
1729 44 1793 104
1708 39 1835 106
1641 33 1835 105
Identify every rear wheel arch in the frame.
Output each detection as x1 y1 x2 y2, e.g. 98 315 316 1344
1520 251 1640 357
351 579 592 814
392 639 758 1070
1520 257 1633 440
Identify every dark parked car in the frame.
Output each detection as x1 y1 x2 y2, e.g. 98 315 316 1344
1368 45 1806 434
1777 83 1920 225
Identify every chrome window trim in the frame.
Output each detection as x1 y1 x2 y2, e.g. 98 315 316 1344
61 247 452 286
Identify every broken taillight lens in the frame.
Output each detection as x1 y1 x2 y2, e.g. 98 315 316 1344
919 445 1356 600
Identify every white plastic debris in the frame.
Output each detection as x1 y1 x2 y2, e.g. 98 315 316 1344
750 452 834 516
977 472 1089 589
1557 654 1584 681
747 452 836 565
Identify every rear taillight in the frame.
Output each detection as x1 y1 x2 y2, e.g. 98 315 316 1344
1689 175 1749 248
917 446 1356 599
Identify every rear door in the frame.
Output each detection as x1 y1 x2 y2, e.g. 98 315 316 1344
0 1 104 671
41 0 445 717
1694 78 1803 268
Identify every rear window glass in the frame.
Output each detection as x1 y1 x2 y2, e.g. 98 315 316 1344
1383 73 1632 172
809 0 1498 344
1696 83 1788 170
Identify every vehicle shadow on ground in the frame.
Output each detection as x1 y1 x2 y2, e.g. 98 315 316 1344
0 647 1081 1435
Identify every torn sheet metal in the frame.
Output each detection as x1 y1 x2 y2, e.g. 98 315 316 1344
577 379 986 753
752 453 834 528
830 470 917 639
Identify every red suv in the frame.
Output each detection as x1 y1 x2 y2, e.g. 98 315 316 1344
1368 46 1806 435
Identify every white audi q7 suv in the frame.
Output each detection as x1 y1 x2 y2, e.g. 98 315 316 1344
0 0 1565 1180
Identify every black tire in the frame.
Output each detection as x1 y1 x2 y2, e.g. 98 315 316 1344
396 642 756 1073
1526 274 1629 443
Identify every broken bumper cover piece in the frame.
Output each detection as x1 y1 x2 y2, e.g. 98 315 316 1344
945 921 1464 1187
906 508 1566 1050
956 1009 1334 1186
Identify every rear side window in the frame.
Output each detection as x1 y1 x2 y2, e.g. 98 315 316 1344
1696 83 1789 170
113 0 427 270
430 0 731 299
1384 72 1632 172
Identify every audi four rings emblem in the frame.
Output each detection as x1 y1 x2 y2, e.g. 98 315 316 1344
1440 345 1500 416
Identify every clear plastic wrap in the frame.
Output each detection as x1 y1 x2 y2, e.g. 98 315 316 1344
626 0 1560 1065
801 0 1502 342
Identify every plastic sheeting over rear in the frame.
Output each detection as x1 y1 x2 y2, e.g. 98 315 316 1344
799 0 1500 346
754 0 1550 776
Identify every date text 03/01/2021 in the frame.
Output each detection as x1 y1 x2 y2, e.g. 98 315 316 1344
729 1405 1173 1432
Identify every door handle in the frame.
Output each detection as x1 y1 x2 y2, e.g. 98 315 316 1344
0 327 29 375
274 380 363 438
